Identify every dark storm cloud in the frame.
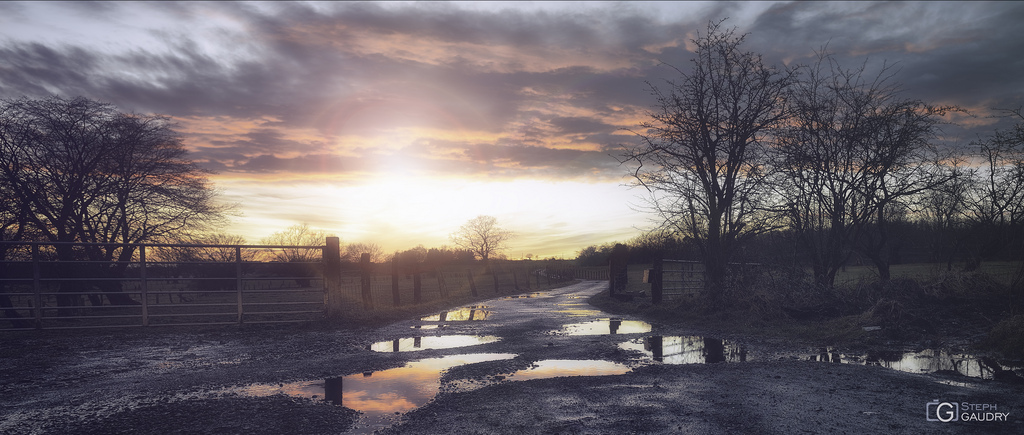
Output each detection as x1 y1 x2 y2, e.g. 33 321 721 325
747 2 1024 112
2 1 1021 179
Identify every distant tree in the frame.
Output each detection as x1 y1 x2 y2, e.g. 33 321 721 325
449 215 514 263
621 20 796 304
158 233 252 263
260 223 336 263
344 242 384 263
962 107 1024 264
0 96 227 307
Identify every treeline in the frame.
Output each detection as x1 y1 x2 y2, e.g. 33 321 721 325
612 20 1024 302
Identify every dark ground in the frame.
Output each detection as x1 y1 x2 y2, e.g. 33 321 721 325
1 281 1022 434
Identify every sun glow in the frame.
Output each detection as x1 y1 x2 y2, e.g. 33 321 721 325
216 175 646 259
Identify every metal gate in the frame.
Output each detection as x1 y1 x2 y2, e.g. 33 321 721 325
0 241 326 330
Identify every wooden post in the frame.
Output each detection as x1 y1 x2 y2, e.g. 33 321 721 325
391 259 401 307
491 263 500 294
323 237 342 318
236 246 244 324
413 269 422 304
32 243 42 329
140 245 149 327
608 243 629 298
360 253 373 310
652 258 664 304
436 269 448 298
467 270 478 296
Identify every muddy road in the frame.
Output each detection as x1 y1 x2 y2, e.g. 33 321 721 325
2 281 1022 434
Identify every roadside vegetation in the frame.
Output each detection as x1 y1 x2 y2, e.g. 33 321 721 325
590 19 1024 360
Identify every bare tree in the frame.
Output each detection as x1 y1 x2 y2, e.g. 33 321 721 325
449 215 513 263
345 242 384 263
773 51 959 286
963 108 1024 264
259 223 336 263
0 96 227 307
621 20 796 302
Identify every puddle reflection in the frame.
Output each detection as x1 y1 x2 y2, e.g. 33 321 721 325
420 306 491 321
228 353 516 434
508 359 631 380
620 336 748 364
553 309 604 317
502 293 546 299
369 335 500 352
559 318 653 335
806 348 1024 380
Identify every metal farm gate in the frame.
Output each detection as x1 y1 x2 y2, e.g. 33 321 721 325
0 240 327 330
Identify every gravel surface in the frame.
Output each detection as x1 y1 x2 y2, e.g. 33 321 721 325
2 281 1022 434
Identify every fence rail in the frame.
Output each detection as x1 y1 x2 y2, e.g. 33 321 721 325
0 241 326 330
1 239 593 331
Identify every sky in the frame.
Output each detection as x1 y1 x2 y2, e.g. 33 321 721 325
1 1 1022 259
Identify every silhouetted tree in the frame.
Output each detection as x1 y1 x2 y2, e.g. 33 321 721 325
0 96 226 307
773 51 958 286
449 215 514 263
622 20 795 305
260 223 336 263
962 107 1024 265
344 242 385 263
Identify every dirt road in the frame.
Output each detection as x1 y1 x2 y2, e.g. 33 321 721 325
1 281 1021 434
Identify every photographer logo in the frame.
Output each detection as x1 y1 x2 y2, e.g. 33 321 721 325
927 400 1010 423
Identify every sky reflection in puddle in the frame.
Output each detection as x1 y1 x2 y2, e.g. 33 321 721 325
507 359 631 380
369 335 501 352
620 336 748 364
558 318 653 335
228 353 517 434
502 293 547 299
804 347 1023 380
420 306 491 321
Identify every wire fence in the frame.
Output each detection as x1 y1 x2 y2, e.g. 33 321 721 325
1 239 609 331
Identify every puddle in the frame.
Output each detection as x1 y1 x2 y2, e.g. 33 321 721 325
420 306 491 321
507 359 631 380
804 348 1024 380
368 335 500 352
226 353 516 434
553 309 604 317
557 318 653 335
620 336 748 364
502 293 546 299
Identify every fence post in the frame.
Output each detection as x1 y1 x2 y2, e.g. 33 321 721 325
652 258 663 304
360 253 373 310
140 245 149 327
467 270 478 296
435 269 447 298
608 243 629 297
324 237 342 319
236 246 243 324
413 269 422 304
32 243 42 329
391 259 401 307
490 262 500 294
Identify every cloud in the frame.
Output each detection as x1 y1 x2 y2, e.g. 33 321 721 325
2 1 1022 185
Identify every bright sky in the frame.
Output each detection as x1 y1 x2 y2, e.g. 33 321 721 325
1 1 1022 258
